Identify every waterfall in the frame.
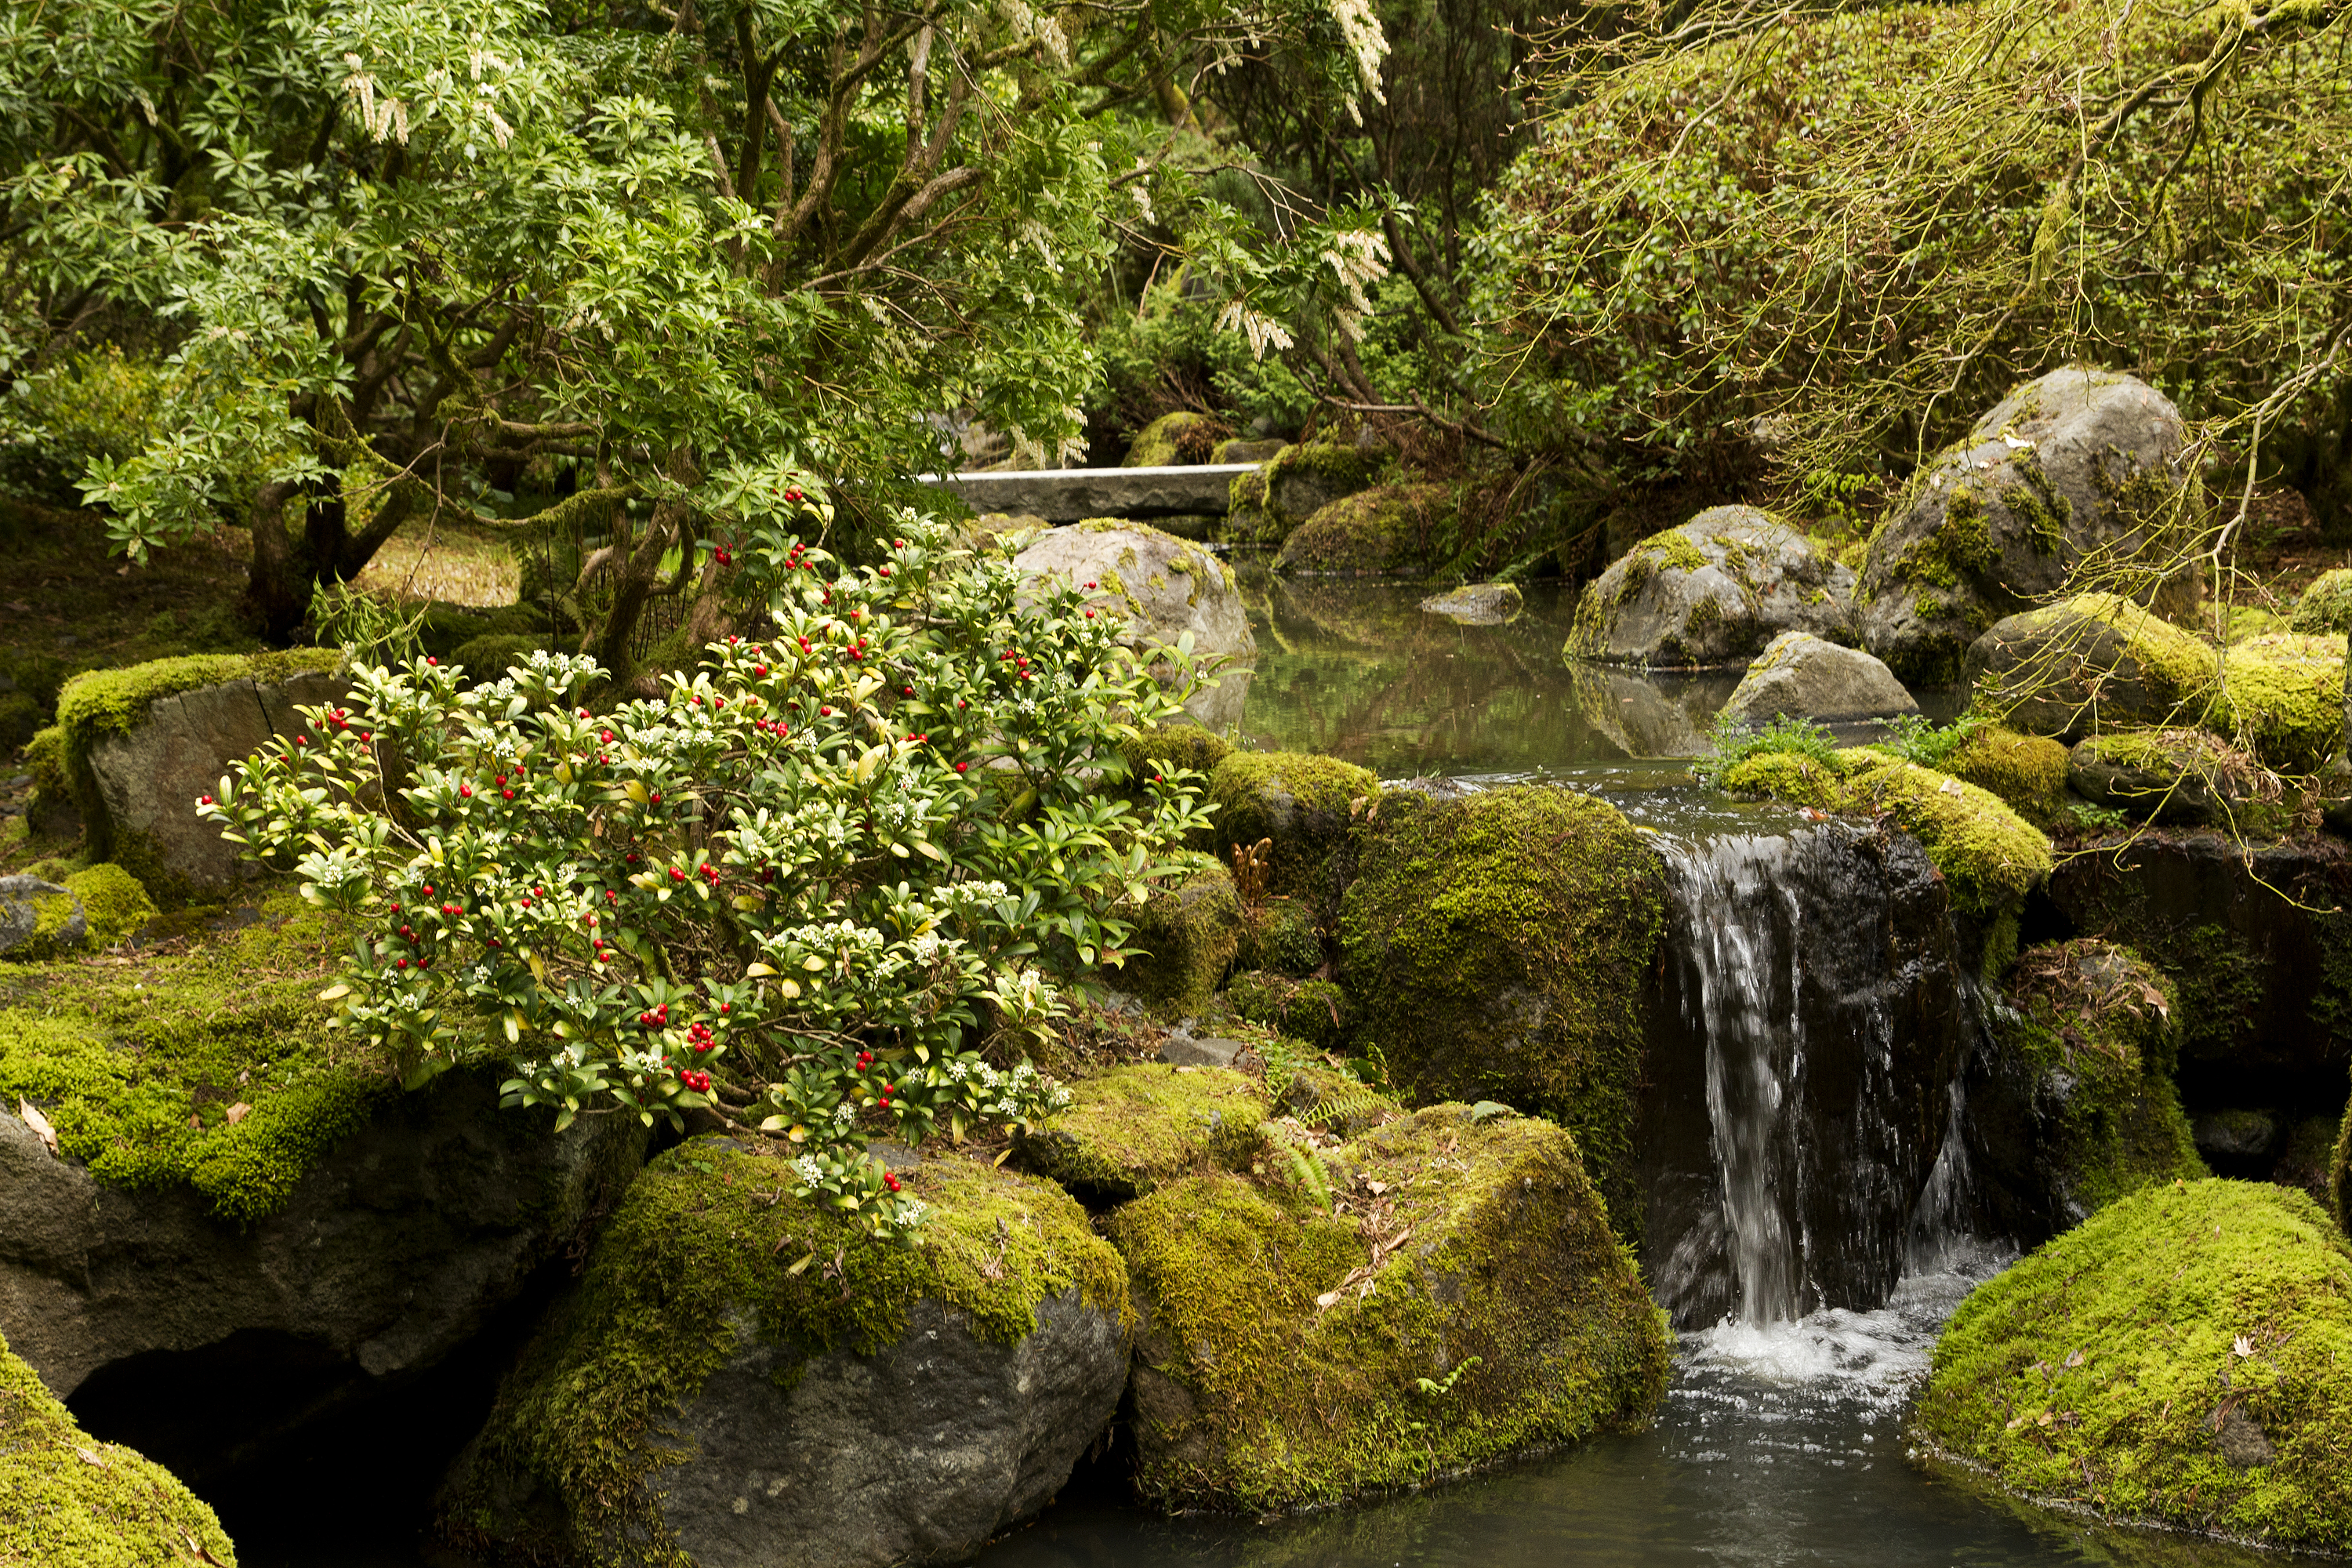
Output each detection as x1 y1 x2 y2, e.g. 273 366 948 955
1640 823 1983 1329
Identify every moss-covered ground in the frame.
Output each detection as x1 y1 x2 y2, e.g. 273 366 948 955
1338 785 1665 1243
1111 1103 1669 1513
1944 727 2070 826
1916 1180 2352 1551
1014 1062 1269 1197
1120 855 1243 1016
0 891 391 1223
0 1328 240 1567
445 1140 1127 1563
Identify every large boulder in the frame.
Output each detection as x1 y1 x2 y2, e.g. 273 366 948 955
1199 750 1378 907
1965 940 2205 1242
1123 411 1225 467
1225 442 1391 548
1858 368 2201 684
1014 1063 1269 1200
1 1328 239 1567
1110 1104 1670 1512
1914 1181 2352 1552
439 1143 1131 1568
1119 857 1243 1016
1962 593 2217 741
1013 521 1254 666
2212 631 2345 774
55 650 347 899
1273 483 1450 575
2067 728 2281 829
1563 507 1857 668
1338 786 1667 1233
1718 630 1918 726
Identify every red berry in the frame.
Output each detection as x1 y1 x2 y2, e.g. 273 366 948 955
955 762 968 773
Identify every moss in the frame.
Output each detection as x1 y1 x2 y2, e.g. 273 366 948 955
2068 727 2287 831
451 1141 1126 1563
1236 895 1322 976
1915 1180 2352 1551
1899 484 2001 590
1112 1104 1670 1513
1227 971 1351 1053
2000 451 2074 555
1124 411 1225 468
0 891 391 1223
59 864 157 949
1998 940 2206 1218
1015 1062 1269 1198
1721 747 2053 918
1120 856 1242 1016
1273 1062 1400 1136
1971 593 2220 737
53 648 340 757
1273 483 1450 575
1203 750 1377 903
0 1328 240 1567
21 725 67 800
1121 721 1233 784
1944 727 2071 825
448 633 555 684
2288 568 2352 636
1338 786 1666 1243
2212 633 2343 775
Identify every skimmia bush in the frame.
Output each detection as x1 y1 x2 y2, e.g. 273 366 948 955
201 514 1217 1230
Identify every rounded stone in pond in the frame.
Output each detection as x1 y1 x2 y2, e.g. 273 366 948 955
1565 506 1857 668
1719 630 1918 725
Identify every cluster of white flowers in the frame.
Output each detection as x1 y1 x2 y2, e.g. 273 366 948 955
908 931 946 964
937 880 1009 916
793 1155 826 1187
1324 0 1391 123
1321 229 1392 343
1215 299 1296 361
891 1200 932 1228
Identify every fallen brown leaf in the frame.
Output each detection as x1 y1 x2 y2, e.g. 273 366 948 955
75 1446 107 1467
17 1100 57 1157
224 1102 252 1124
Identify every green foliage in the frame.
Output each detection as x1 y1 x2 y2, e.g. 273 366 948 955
205 517 1214 1229
0 893 387 1222
0 346 167 508
1087 281 1316 452
1916 1181 2352 1550
1338 785 1665 1241
59 864 158 949
0 1329 240 1567
1475 2 2352 495
450 1141 1127 1563
1879 713 1988 771
1110 1104 1670 1512
1693 711 1842 787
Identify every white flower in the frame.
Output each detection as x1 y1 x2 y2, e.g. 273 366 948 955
793 1156 825 1186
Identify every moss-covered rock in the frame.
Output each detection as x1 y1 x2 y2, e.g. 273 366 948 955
2066 728 2285 829
2212 632 2345 775
2332 1103 2350 1228
1015 1063 1268 1198
1112 1103 1670 1513
1123 410 1226 468
1225 443 1394 550
1943 726 2071 825
2288 568 2352 635
1719 747 2053 919
1973 940 2206 1237
1338 785 1666 1236
1915 1180 2352 1551
1201 750 1377 904
0 1328 238 1568
1121 720 1233 784
448 632 557 684
1274 483 1452 575
1272 1062 1401 1137
1014 520 1254 666
1236 895 1322 976
1120 856 1243 1016
57 864 156 949
1226 971 1351 1054
1962 593 2218 741
441 1142 1131 1568
1566 506 1857 667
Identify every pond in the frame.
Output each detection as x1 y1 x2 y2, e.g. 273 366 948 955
216 575 2293 1568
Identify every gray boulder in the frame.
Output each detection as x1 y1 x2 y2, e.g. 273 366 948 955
1564 506 1857 667
441 1145 1131 1568
1857 368 2201 685
0 875 82 958
0 1069 641 1410
1014 520 1254 665
1223 442 1390 547
2067 729 2266 827
1420 582 1523 625
1719 631 1919 726
71 655 349 897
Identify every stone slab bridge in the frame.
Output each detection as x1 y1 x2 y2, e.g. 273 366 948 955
916 465 1254 524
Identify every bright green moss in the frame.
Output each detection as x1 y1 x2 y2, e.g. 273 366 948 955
21 726 66 799
1972 593 2220 737
1120 856 1243 1016
1273 483 1450 575
1998 940 2205 1218
59 865 157 949
53 648 340 756
1121 721 1234 783
2213 633 2344 775
2068 727 2285 832
0 1329 240 1567
1112 1104 1670 1513
449 1142 1126 1563
1015 1062 1269 1197
0 892 390 1223
1915 1181 2352 1551
2288 568 2352 636
1720 747 2053 917
1338 786 1666 1242
1944 726 2071 825
1203 750 1378 902
1123 411 1222 468
2332 1107 2349 1229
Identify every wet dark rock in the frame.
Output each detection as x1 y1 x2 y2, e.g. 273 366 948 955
2191 1109 2281 1162
0 874 80 957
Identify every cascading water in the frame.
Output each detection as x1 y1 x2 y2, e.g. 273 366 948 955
1641 821 1984 1328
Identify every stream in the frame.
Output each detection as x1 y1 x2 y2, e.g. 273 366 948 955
223 573 2310 1567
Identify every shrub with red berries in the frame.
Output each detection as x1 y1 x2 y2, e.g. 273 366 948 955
201 512 1222 1232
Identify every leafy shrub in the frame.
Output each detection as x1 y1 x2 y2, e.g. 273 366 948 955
1878 713 1988 771
205 515 1216 1231
1693 711 1842 787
